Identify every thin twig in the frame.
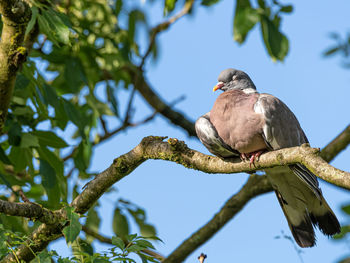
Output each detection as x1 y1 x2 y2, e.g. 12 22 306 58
139 0 195 68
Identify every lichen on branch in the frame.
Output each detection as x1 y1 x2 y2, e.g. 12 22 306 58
0 0 31 133
2 135 350 262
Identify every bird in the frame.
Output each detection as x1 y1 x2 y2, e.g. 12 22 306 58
195 68 340 248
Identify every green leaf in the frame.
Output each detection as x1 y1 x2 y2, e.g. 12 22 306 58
164 0 177 16
323 46 340 57
32 130 68 148
63 99 84 131
139 224 156 238
20 133 39 148
342 204 350 215
113 208 129 238
0 145 11 165
32 249 53 263
40 159 61 208
201 0 221 6
135 239 155 249
8 147 32 171
37 7 71 46
333 225 350 240
86 95 113 116
280 5 293 13
64 58 86 93
72 238 94 256
260 14 289 61
112 236 125 250
106 85 119 117
37 145 64 177
25 6 39 35
233 0 259 43
85 205 101 243
62 206 82 245
42 84 59 107
127 244 143 253
74 140 92 172
115 0 123 16
8 122 22 146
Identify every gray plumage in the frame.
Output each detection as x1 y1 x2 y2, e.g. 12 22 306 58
195 68 340 247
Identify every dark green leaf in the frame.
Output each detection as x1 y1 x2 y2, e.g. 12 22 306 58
32 251 54 263
20 133 39 148
74 140 92 172
25 6 39 36
135 239 155 249
42 84 59 107
0 145 11 165
14 74 30 92
63 99 84 130
8 122 22 146
140 224 156 237
128 10 145 42
72 238 94 256
333 225 350 240
37 8 71 46
342 204 350 215
106 85 119 117
112 236 125 249
164 0 177 15
37 146 64 177
127 244 143 253
64 58 86 93
201 0 221 6
280 5 293 13
32 130 68 148
233 0 259 43
86 206 101 243
113 208 129 238
8 147 32 171
260 15 289 61
323 46 340 57
62 206 82 245
40 159 61 208
115 0 123 16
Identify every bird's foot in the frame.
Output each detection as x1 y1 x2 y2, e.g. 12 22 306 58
248 150 265 168
240 153 249 161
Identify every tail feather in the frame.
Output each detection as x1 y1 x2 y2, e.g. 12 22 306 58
271 165 341 248
274 190 316 247
290 219 316 248
310 196 341 236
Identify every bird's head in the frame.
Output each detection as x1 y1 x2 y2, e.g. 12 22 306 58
213 68 256 92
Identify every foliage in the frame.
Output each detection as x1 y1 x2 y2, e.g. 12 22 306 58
323 32 350 67
0 0 298 260
0 224 159 262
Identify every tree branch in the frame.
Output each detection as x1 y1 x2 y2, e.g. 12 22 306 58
163 174 272 263
2 136 349 262
0 199 60 225
162 123 350 262
321 124 350 162
126 67 196 137
139 0 195 68
0 0 31 132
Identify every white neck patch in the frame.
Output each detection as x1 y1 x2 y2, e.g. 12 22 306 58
242 88 257 94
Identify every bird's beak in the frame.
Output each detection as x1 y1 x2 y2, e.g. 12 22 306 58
213 82 224 92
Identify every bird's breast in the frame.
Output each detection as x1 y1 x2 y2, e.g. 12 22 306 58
210 90 267 153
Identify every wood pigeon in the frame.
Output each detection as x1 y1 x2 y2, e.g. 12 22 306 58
195 68 340 248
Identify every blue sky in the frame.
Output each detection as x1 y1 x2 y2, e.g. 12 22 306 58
51 1 350 262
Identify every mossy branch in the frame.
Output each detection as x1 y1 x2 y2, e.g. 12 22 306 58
0 0 31 133
2 135 350 262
